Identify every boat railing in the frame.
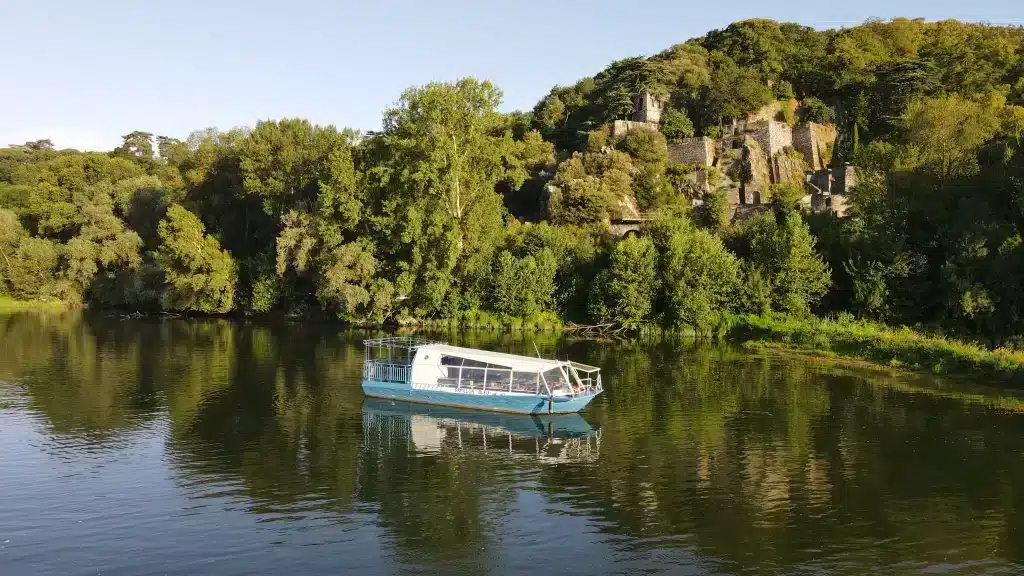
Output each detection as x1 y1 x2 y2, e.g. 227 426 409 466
364 360 411 384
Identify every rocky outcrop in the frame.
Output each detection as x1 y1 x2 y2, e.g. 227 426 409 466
772 149 807 186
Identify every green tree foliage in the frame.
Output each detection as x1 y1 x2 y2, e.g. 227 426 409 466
155 205 238 313
5 236 60 300
653 218 741 331
698 52 774 128
366 78 519 316
111 131 157 172
734 211 831 315
659 107 696 142
802 97 836 124
590 235 657 328
489 249 557 317
901 93 1003 179
548 147 635 224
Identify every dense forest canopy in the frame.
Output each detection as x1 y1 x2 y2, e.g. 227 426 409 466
2 18 1024 345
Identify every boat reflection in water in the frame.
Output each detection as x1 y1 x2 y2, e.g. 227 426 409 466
361 397 601 462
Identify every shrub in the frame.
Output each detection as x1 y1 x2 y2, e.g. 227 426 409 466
803 97 836 124
659 107 696 142
589 235 657 327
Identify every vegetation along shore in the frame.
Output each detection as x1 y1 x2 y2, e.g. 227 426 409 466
2 18 1024 380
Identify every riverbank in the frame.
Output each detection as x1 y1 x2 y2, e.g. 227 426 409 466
727 313 1024 384
4 296 1023 383
0 296 68 314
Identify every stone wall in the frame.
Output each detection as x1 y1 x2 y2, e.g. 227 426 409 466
792 122 837 171
668 137 714 166
747 120 793 158
835 165 857 195
611 120 656 139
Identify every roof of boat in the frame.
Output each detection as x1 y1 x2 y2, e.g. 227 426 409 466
417 343 599 373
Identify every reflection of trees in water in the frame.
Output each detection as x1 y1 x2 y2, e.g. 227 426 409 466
535 341 1024 569
7 313 1024 569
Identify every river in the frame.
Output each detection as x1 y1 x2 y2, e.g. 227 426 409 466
2 311 1024 575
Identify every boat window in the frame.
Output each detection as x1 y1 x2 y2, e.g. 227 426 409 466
542 367 572 394
440 355 511 370
441 356 464 366
486 370 511 391
460 367 487 389
511 372 542 394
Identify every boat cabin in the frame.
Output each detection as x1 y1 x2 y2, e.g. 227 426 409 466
363 337 601 398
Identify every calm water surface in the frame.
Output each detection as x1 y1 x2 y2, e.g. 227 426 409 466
3 312 1024 575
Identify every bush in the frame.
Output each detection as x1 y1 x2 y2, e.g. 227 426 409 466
694 189 730 231
703 125 723 139
659 107 695 142
734 211 831 315
6 237 60 300
803 97 836 124
773 80 795 100
657 222 741 332
590 235 657 327
780 99 797 125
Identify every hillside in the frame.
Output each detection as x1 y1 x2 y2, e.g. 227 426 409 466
1 18 1024 347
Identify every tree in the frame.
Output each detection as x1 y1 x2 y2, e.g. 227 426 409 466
367 78 513 315
489 249 557 317
652 218 741 331
802 97 836 124
659 107 696 142
699 52 774 127
0 209 28 294
901 93 1003 180
536 96 566 130
155 205 237 313
737 211 831 315
240 119 358 222
4 236 60 300
590 236 657 327
112 131 156 171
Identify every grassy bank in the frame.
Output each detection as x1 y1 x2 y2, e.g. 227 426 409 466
728 313 1024 383
0 296 69 314
390 310 564 331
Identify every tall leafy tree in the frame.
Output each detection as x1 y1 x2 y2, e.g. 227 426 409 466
367 78 514 315
155 205 237 313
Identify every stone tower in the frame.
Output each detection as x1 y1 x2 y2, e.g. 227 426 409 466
632 92 665 125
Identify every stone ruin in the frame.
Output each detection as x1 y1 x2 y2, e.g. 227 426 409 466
611 91 667 139
668 136 714 166
808 164 856 216
661 101 851 220
602 94 855 223
793 122 837 171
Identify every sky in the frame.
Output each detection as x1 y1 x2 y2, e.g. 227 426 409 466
2 0 1022 151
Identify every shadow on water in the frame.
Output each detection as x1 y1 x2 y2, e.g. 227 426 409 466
3 310 1024 574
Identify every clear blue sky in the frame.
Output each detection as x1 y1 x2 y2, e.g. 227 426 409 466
2 0 1021 150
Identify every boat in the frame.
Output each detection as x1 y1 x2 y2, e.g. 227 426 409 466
360 336 603 414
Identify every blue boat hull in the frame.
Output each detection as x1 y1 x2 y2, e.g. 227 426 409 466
361 380 600 414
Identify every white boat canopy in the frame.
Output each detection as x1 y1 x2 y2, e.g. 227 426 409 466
415 344 569 372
